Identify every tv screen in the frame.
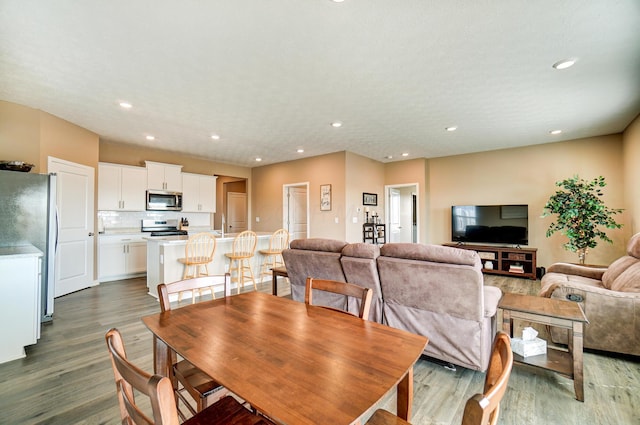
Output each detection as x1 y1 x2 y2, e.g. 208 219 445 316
451 205 528 246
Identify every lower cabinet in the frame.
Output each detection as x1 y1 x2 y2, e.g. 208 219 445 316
0 246 42 364
99 235 147 282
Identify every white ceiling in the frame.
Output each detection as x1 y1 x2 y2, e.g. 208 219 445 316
1 1 639 167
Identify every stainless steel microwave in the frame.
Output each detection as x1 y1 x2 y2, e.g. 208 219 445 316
146 190 183 211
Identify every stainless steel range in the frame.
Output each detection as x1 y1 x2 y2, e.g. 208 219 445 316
141 219 188 236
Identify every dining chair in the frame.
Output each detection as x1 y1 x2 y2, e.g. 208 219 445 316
105 328 274 425
224 230 258 294
258 228 289 284
365 332 513 425
157 275 231 419
176 232 217 302
305 277 373 320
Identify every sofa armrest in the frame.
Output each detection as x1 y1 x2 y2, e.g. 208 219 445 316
483 286 502 318
547 262 606 280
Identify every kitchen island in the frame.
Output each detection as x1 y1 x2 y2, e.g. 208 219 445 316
145 232 273 298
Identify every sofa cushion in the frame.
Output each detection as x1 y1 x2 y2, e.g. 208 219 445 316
289 238 347 253
483 286 502 317
380 243 480 267
602 256 638 290
341 242 380 259
608 261 640 293
627 232 640 258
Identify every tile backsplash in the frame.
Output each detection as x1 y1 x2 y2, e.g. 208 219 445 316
98 210 212 232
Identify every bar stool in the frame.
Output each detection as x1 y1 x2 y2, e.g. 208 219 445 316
177 232 216 301
224 230 257 294
258 228 289 284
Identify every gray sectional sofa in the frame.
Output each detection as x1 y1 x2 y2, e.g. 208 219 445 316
282 238 502 372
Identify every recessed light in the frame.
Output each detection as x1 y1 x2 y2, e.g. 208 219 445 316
402 153 409 157
119 102 132 109
445 126 457 132
255 157 262 162
297 149 304 153
331 121 342 128
385 155 393 159
146 135 155 140
550 129 562 135
552 59 577 70
332 0 345 3
211 134 220 140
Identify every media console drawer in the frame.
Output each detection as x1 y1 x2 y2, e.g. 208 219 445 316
507 253 527 261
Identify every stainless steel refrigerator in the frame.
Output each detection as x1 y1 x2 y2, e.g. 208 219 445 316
0 169 57 322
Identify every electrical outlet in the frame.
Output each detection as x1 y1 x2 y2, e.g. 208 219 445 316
334 217 339 224
352 217 358 223
255 216 260 222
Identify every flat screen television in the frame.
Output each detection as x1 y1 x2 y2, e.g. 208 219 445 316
451 204 528 246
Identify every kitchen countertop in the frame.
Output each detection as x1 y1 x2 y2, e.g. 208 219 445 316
0 245 43 258
144 231 273 244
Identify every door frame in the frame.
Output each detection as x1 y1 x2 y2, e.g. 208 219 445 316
385 183 419 244
282 182 310 239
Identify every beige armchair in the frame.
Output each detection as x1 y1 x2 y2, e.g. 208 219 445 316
539 232 640 356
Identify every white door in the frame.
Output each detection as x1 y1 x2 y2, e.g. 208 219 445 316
387 184 419 243
227 192 247 233
48 157 95 297
389 188 402 242
283 184 308 240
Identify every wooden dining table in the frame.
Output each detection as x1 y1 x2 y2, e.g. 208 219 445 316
142 292 428 424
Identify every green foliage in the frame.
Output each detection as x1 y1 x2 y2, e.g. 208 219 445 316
542 175 623 253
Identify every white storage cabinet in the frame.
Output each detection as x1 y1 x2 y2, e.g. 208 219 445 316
182 173 217 213
99 234 147 282
145 161 183 192
98 163 147 211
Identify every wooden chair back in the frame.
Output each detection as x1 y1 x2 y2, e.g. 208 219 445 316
268 228 290 252
365 332 513 425
105 328 179 425
305 277 373 320
158 274 231 312
184 232 216 264
230 230 257 257
461 331 513 425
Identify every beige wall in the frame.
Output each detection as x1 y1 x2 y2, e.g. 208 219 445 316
623 114 640 236
99 140 250 178
384 158 429 242
428 135 626 267
252 152 346 240
0 101 100 173
345 152 385 242
0 100 41 171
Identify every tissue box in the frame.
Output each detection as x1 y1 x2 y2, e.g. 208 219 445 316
511 337 547 357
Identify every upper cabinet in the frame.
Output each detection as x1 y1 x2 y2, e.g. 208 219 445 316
145 161 183 192
98 163 147 211
182 173 217 213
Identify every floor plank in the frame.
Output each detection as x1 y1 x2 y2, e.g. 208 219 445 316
0 275 637 424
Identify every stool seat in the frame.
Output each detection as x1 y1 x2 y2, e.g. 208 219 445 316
177 233 217 301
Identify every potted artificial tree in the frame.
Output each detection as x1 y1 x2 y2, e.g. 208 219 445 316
542 175 623 264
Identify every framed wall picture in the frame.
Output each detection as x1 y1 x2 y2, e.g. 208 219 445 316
320 184 332 211
363 192 377 206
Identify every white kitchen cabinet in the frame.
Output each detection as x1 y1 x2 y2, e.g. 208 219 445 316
99 235 147 282
0 246 42 364
182 173 217 212
145 161 183 192
98 163 146 211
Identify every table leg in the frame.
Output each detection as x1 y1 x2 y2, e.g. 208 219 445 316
272 269 278 296
396 367 414 421
572 321 585 402
153 335 171 377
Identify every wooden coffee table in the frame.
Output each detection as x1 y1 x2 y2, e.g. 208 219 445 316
499 293 589 401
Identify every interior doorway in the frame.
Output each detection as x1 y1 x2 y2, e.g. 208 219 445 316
214 176 247 232
385 183 419 243
283 183 309 240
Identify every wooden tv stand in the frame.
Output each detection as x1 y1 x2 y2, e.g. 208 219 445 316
444 243 537 280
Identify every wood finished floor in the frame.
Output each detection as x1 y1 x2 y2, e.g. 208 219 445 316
0 275 638 424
